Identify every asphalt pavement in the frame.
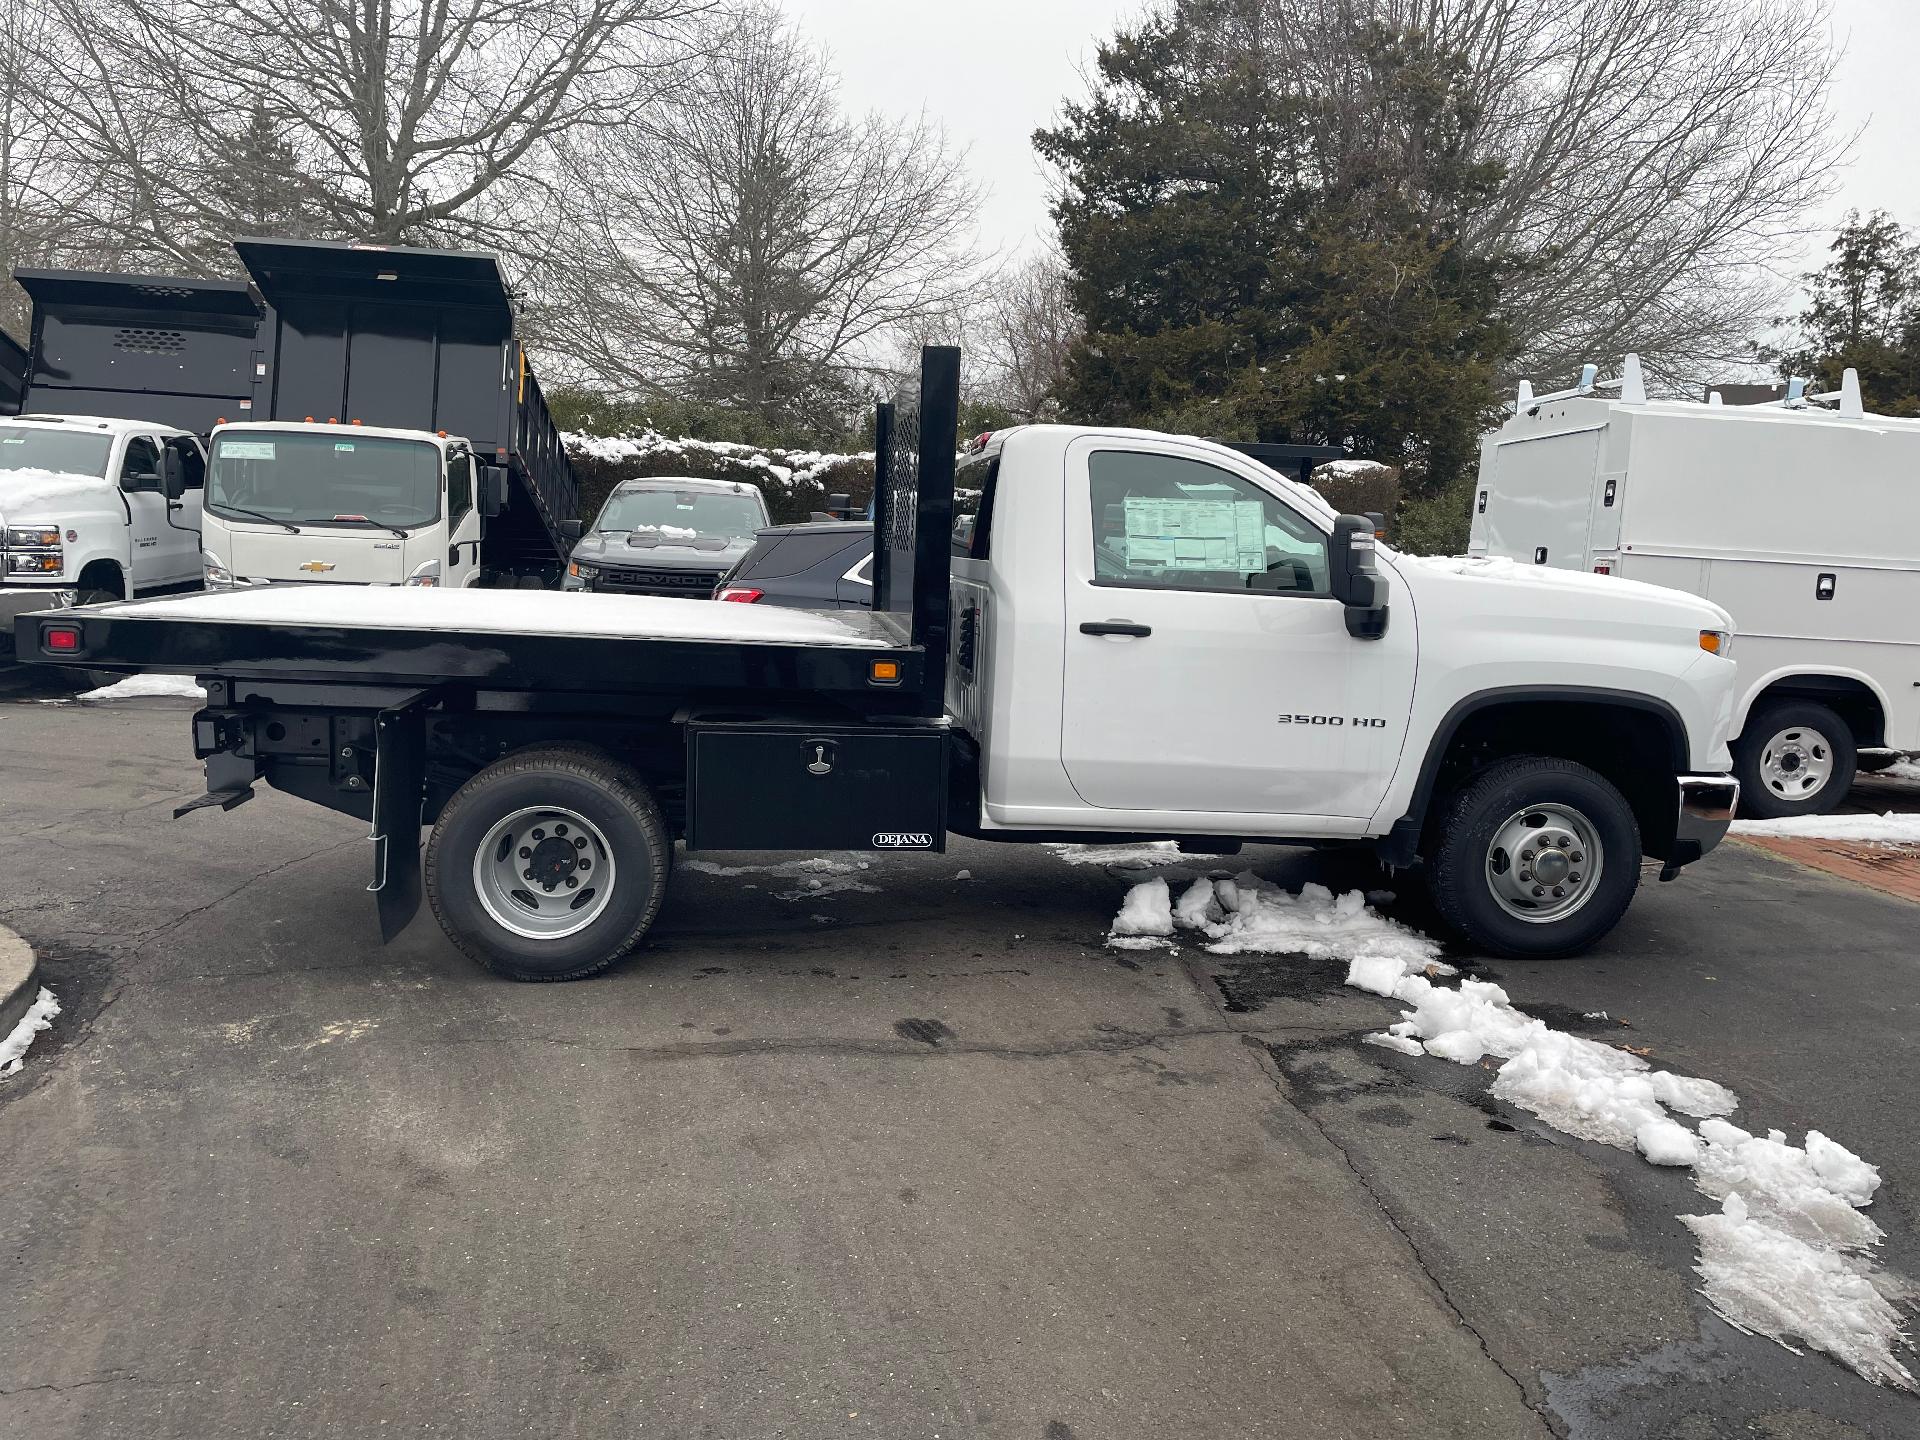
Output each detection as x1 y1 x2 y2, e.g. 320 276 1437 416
2 680 1917 1439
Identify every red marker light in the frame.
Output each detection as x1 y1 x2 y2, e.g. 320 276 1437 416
43 625 81 652
716 586 763 603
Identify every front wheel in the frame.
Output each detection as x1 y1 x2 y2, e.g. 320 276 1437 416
1427 756 1641 960
1732 701 1855 817
424 745 669 980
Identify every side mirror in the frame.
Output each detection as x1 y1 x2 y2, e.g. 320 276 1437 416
480 464 509 518
826 491 852 519
1330 514 1389 640
161 450 187 503
560 518 583 544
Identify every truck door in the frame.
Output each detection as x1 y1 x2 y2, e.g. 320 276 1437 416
1474 428 1604 570
117 435 169 593
161 435 206 585
1059 439 1417 819
445 450 481 587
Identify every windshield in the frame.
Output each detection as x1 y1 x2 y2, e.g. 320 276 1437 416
0 426 113 479
208 432 441 529
595 488 766 541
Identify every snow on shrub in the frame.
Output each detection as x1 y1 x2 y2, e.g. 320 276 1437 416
565 431 875 527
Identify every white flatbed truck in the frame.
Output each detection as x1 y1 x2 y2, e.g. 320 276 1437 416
17 348 1741 978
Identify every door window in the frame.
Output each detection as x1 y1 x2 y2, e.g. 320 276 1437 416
120 437 162 490
1088 450 1329 594
447 452 474 527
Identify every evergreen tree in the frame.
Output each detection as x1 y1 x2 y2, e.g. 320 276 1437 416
1777 211 1920 415
1036 2 1513 546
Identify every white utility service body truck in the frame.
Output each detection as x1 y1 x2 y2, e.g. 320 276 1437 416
17 349 1741 979
1471 362 1918 816
0 413 206 660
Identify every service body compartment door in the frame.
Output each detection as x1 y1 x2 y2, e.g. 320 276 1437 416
687 719 948 852
1478 427 1604 570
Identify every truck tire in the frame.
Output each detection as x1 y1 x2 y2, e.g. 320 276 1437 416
424 745 669 981
1428 756 1641 960
1732 701 1856 818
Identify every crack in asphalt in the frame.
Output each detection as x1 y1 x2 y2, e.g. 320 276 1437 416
1168 949 1562 1437
0 1370 136 1398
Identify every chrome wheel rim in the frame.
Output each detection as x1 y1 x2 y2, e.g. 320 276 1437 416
1485 803 1604 924
1759 725 1835 803
472 805 616 939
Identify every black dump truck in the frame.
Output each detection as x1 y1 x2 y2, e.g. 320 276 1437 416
10 239 578 584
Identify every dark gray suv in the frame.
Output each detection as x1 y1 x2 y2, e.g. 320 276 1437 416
565 477 770 597
715 521 873 609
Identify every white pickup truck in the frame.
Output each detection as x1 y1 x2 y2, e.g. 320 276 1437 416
16 349 1741 978
0 413 206 660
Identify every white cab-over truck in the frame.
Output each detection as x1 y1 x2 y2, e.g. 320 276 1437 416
18 349 1740 980
0 413 206 661
1472 359 1919 816
201 420 520 590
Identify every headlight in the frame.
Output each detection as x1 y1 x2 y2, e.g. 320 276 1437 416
6 551 64 575
5 525 62 549
569 562 599 581
406 559 441 587
202 549 234 589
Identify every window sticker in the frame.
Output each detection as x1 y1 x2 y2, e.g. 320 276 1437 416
220 440 276 459
334 442 356 453
1120 496 1266 575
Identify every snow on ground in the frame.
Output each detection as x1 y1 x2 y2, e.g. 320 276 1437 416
79 674 207 702
1732 812 1920 844
1046 840 1217 867
1882 761 1920 783
1 987 59 1077
1102 873 1916 1389
680 855 879 901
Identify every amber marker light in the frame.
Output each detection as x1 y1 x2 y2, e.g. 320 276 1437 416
869 660 902 685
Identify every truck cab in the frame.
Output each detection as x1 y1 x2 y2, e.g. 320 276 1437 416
0 414 205 655
199 421 506 590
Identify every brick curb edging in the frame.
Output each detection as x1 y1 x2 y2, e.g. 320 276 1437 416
0 925 39 1038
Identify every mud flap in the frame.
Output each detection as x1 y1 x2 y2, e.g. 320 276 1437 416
368 692 437 942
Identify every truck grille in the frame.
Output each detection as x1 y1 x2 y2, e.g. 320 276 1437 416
594 567 724 597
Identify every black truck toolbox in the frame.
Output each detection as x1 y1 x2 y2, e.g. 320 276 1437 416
686 717 948 853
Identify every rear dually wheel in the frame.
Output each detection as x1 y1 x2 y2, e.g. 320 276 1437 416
425 745 669 981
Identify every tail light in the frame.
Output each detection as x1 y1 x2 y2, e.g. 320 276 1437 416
716 585 763 603
1593 563 1611 575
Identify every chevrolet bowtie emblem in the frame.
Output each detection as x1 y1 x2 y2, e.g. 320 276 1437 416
299 561 336 573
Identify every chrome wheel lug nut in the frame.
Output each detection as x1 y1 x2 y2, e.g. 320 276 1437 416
543 881 555 892
1571 852 1583 864
1532 885 1545 897
532 828 545 841
518 846 531 859
523 868 534 880
579 858 591 871
1552 886 1565 898
1569 872 1581 883
555 823 568 836
1522 849 1535 862
565 876 578 888
574 836 587 849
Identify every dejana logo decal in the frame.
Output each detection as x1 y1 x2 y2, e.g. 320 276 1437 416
872 832 933 849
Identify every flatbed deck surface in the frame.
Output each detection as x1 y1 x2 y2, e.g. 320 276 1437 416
79 586 900 649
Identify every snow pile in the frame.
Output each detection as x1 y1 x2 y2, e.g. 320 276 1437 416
1105 873 1446 976
1733 812 1920 844
630 523 699 541
80 674 207 702
1048 840 1214 867
0 986 60 1077
681 855 879 901
1100 874 1916 1388
1882 761 1920 783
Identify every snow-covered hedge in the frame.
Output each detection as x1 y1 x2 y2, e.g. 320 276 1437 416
565 431 875 527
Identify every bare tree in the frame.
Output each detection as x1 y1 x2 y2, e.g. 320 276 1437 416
0 0 88 337
976 252 1080 420
1180 0 1844 388
536 3 987 435
23 0 706 273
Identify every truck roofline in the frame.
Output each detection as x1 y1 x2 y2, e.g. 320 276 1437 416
210 419 462 448
9 413 195 437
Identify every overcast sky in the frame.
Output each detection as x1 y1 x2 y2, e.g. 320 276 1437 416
789 0 1920 277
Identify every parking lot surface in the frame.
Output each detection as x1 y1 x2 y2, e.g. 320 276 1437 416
3 686 1918 1439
